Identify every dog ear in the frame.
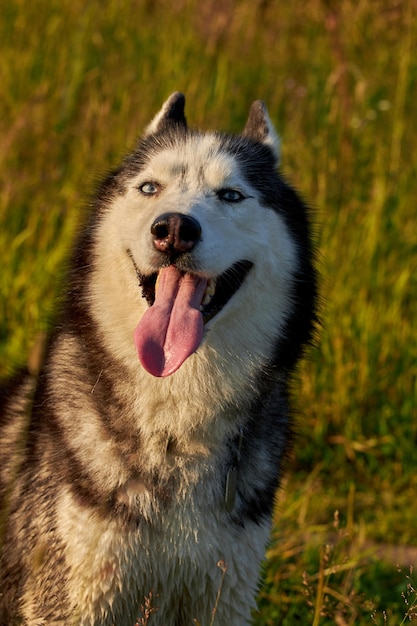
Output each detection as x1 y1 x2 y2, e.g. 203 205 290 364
242 101 281 165
144 92 187 136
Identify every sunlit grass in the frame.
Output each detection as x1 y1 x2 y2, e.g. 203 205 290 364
1 1 416 623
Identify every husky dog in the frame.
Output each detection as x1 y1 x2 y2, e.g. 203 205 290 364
0 93 317 625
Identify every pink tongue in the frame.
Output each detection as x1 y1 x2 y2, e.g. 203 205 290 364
134 266 207 377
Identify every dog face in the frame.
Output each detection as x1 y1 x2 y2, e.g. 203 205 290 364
88 94 302 379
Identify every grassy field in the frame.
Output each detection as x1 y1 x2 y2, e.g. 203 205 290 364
1 0 416 623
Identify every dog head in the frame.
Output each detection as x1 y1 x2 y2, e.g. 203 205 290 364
88 94 315 379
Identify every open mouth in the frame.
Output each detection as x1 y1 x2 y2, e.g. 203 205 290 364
132 258 253 377
138 259 253 323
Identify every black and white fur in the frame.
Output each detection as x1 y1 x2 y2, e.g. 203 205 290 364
0 93 317 625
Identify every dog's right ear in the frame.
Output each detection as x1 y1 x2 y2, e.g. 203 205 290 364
144 92 187 136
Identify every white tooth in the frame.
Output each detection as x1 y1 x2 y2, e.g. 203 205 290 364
206 278 216 295
202 292 213 306
200 277 217 307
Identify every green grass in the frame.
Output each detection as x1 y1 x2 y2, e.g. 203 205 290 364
1 1 416 623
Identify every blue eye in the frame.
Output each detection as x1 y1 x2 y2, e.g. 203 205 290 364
139 182 160 195
218 189 245 203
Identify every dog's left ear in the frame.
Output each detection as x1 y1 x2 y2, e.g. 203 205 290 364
242 101 281 166
144 92 187 136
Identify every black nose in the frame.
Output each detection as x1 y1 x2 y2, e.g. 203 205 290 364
151 212 202 254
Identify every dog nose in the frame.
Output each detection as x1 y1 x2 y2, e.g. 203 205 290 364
151 212 202 253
